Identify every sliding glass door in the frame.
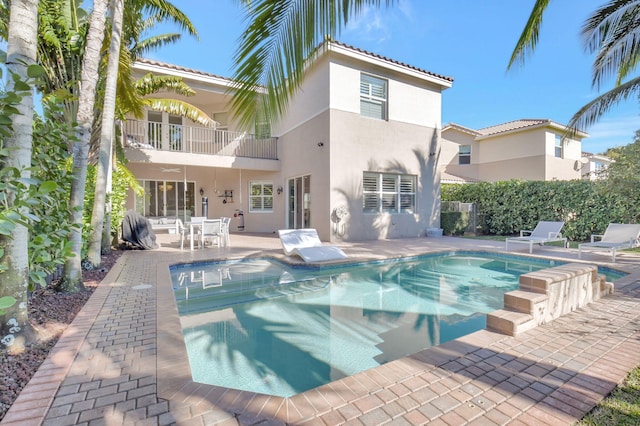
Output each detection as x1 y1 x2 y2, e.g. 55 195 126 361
135 180 195 221
287 175 311 229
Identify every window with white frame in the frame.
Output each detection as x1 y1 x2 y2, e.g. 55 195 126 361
360 74 388 120
459 145 471 165
363 172 416 213
212 112 228 130
555 135 563 158
249 182 274 212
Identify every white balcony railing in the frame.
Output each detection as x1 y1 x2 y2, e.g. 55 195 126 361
123 119 278 160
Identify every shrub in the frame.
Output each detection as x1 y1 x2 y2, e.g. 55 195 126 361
441 212 469 236
442 180 638 242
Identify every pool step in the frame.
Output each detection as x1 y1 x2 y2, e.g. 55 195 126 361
487 263 613 336
176 277 331 314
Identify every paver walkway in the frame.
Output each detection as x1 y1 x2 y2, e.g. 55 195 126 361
2 234 640 425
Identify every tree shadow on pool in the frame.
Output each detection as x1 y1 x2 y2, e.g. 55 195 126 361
184 299 348 396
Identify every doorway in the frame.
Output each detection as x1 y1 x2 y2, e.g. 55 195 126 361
287 175 311 229
135 179 195 222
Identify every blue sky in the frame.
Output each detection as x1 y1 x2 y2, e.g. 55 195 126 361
148 0 640 154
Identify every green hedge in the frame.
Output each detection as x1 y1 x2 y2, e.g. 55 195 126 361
441 212 469 236
441 180 639 241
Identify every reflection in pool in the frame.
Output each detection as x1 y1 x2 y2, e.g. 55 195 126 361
170 252 624 397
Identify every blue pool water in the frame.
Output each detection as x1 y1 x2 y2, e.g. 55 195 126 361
171 252 625 398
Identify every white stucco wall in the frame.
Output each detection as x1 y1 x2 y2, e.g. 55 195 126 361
125 47 450 242
329 110 440 241
440 128 480 181
275 47 448 241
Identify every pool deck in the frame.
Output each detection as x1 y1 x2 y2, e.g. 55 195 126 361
3 233 640 426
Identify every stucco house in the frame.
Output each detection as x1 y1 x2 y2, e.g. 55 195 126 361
580 152 613 180
440 119 589 183
123 41 453 242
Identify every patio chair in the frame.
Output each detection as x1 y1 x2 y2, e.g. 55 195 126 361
505 221 567 253
201 219 223 248
220 217 231 247
278 228 348 262
578 223 640 262
176 218 186 250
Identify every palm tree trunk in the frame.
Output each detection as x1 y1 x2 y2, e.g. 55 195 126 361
61 0 109 291
0 0 39 351
87 0 124 266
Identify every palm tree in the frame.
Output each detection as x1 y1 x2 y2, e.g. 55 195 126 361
61 0 109 291
0 0 39 349
86 0 203 266
230 0 395 130
36 0 89 125
510 0 640 133
507 0 551 70
570 1 640 131
87 0 125 266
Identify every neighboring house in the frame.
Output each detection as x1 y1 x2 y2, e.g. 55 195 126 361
440 119 589 182
123 41 453 242
580 152 613 180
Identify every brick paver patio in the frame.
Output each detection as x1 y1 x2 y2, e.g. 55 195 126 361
2 234 640 425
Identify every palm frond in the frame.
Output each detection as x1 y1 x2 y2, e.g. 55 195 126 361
567 76 640 132
142 98 215 126
133 33 182 56
582 0 640 88
135 73 195 97
507 0 552 69
230 0 395 130
138 0 199 39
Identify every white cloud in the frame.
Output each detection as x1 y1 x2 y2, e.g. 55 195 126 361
582 113 639 153
345 6 391 44
397 0 414 21
344 0 416 45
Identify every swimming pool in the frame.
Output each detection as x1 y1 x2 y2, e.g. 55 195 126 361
170 252 624 398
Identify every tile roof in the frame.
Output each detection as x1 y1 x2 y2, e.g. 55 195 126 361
136 40 454 86
135 58 231 82
329 40 454 83
440 171 480 183
477 119 551 136
442 123 482 136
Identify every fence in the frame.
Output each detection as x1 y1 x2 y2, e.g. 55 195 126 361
441 201 479 234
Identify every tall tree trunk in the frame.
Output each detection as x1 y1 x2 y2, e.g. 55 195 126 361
87 0 123 266
60 0 109 291
0 0 39 351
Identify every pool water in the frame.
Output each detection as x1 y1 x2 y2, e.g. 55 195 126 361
171 253 623 398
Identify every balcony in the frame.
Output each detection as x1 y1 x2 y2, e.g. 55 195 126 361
123 119 278 160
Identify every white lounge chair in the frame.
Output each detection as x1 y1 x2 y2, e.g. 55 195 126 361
278 229 348 262
578 223 640 262
505 221 567 253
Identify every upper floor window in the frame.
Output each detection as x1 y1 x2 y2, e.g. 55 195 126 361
458 145 471 165
249 182 274 212
213 112 228 130
360 74 387 120
555 135 563 158
363 172 415 214
254 108 271 139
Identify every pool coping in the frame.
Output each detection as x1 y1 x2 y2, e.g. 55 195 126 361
155 249 639 424
4 234 640 425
